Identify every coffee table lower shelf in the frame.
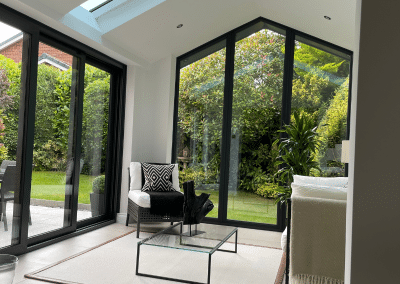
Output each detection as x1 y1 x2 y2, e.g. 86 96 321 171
136 222 238 284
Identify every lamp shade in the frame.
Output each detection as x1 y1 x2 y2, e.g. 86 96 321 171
341 140 350 163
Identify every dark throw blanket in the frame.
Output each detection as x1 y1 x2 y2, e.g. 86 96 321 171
146 191 184 216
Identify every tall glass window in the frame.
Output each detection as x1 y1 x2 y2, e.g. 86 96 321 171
174 19 352 229
291 36 351 177
175 40 227 219
227 24 286 224
29 42 79 238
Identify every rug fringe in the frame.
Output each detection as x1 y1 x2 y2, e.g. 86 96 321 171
291 274 344 284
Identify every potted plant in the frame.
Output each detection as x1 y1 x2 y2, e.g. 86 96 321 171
272 111 321 205
90 175 106 217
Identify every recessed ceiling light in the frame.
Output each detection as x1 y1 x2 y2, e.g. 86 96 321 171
324 16 331 20
177 24 183 28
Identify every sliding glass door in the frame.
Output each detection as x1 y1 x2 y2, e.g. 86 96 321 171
77 63 111 221
0 3 126 255
28 41 78 238
0 20 24 249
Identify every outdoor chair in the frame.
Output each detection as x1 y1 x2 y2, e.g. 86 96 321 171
0 165 32 231
125 162 184 238
0 160 16 183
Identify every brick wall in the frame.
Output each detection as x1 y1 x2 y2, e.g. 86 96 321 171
0 40 23 63
0 39 72 66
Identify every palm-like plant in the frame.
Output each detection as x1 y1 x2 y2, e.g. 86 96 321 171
273 111 321 205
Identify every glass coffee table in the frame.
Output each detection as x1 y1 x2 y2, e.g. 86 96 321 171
136 222 238 284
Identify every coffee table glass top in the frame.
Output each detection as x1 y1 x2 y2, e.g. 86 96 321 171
138 222 238 254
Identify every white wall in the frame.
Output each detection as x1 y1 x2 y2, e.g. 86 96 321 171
119 55 177 214
345 1 400 283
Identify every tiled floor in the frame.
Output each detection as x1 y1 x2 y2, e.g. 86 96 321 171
10 221 282 283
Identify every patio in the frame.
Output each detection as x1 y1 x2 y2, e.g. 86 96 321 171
0 201 91 248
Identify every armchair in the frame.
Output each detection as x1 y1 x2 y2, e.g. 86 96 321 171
125 162 184 238
0 165 32 231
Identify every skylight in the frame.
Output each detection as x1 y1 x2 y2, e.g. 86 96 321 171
80 0 113 12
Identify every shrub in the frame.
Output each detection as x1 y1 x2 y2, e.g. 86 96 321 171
32 140 67 171
178 166 207 190
255 183 283 199
92 175 105 194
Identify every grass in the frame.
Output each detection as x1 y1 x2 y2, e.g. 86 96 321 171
31 171 278 224
31 171 96 204
196 189 278 224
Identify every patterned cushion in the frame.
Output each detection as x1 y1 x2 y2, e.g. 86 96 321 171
141 163 175 192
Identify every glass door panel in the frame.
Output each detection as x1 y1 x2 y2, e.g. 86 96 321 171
176 40 227 219
226 26 286 224
292 37 351 177
0 21 24 248
77 64 110 221
28 42 76 238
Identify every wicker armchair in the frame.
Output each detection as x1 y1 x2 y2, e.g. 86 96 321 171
125 162 183 238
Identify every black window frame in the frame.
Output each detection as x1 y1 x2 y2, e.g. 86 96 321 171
0 3 126 255
172 17 353 232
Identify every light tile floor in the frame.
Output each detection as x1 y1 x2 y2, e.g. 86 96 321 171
8 220 282 283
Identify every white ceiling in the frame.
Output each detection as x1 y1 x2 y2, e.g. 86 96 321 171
1 0 356 67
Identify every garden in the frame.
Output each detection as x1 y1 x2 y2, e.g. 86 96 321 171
0 52 110 206
176 28 350 223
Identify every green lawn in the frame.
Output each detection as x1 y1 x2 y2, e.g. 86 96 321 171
31 171 96 204
31 171 277 224
196 189 277 224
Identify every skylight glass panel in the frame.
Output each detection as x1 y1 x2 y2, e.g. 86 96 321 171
80 0 113 12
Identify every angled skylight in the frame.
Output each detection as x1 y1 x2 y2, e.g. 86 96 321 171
80 0 113 12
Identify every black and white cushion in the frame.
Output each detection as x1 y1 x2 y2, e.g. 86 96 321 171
141 163 175 192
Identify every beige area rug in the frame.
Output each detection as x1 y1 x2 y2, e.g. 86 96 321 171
25 230 283 284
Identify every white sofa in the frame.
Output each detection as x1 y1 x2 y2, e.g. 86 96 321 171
284 175 347 284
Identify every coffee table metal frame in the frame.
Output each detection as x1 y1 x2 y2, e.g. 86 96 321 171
136 222 238 284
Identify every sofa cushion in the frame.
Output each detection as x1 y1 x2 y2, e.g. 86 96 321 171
128 190 150 208
293 175 348 188
291 183 347 200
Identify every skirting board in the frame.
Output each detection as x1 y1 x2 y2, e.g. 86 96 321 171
116 213 127 224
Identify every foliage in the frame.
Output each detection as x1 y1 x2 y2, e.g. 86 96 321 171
291 72 329 113
53 67 72 155
317 79 349 150
0 68 11 162
81 73 110 175
36 64 61 151
0 68 13 109
177 28 350 200
254 182 283 199
33 140 67 171
92 175 105 194
273 111 321 204
294 43 349 78
0 55 22 160
178 30 286 191
0 54 111 174
178 165 210 189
